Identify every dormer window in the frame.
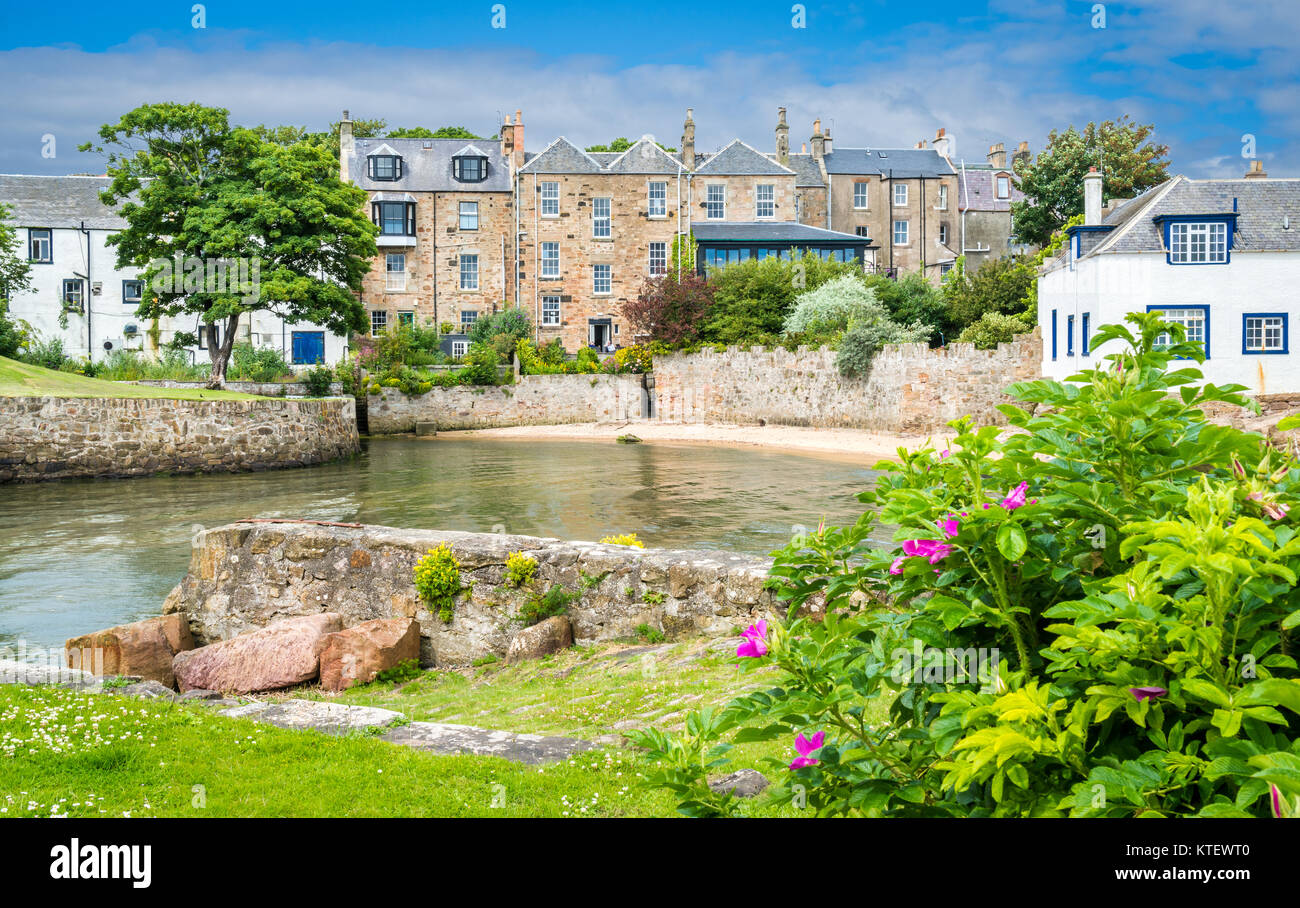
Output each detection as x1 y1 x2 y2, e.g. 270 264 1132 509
368 154 402 181
453 153 488 183
995 174 1010 199
1168 221 1228 264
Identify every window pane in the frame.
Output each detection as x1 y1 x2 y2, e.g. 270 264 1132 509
593 197 611 238
460 254 479 290
459 202 478 230
648 182 667 217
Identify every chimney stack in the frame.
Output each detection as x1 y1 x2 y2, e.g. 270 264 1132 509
823 128 833 155
775 107 790 164
1083 166 1104 226
1245 160 1268 179
681 108 696 170
1011 140 1031 171
987 142 1007 169
339 110 354 183
810 119 825 162
932 127 953 161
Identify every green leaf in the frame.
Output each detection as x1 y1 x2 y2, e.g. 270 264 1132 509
996 523 1028 561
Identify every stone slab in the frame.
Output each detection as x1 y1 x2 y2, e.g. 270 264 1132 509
380 721 597 764
219 699 406 735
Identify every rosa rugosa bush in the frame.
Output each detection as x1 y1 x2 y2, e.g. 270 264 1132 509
630 313 1300 817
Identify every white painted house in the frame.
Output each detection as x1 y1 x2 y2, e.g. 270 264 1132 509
0 174 348 366
1037 166 1300 395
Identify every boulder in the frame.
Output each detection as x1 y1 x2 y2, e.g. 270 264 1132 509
318 617 420 692
708 769 770 799
172 613 341 693
506 615 573 663
66 614 195 689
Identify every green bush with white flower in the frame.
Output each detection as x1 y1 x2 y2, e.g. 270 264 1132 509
631 312 1300 817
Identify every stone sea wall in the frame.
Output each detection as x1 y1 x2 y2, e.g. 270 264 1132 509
162 520 779 666
367 373 644 433
0 396 358 482
652 329 1042 433
131 379 346 397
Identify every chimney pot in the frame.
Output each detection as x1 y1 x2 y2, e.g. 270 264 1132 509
1083 168 1104 226
1245 160 1268 179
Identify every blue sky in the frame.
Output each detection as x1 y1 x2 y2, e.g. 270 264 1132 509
1 0 1296 177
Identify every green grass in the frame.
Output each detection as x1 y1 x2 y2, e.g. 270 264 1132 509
0 685 675 817
1 639 894 817
0 356 261 400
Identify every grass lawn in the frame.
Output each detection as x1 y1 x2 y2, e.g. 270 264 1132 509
0 639 886 817
0 356 261 400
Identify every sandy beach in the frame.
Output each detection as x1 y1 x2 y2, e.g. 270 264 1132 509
430 421 956 463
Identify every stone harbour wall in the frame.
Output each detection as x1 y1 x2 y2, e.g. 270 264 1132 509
131 379 346 397
162 520 780 666
652 329 1043 433
367 373 644 433
0 396 358 482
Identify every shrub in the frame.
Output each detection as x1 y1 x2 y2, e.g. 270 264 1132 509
942 254 1038 333
461 344 502 385
370 659 422 686
414 544 462 623
702 252 861 344
614 344 653 373
575 347 600 370
0 303 28 359
635 624 666 644
600 533 644 548
622 273 716 345
519 585 575 627
836 316 931 379
467 309 531 360
956 311 1034 350
633 313 1300 818
783 275 886 336
228 342 293 383
301 364 334 396
19 335 67 370
865 271 952 345
505 551 538 588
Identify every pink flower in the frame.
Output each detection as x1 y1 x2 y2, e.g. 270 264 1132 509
1129 686 1167 702
940 450 951 459
1001 481 1029 511
1271 784 1286 818
736 620 768 658
789 731 825 770
902 538 953 564
937 515 960 538
1264 502 1290 521
889 557 907 575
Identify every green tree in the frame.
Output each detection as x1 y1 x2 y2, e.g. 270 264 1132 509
0 202 34 305
942 254 1038 332
1012 116 1170 247
586 137 678 153
84 103 378 386
421 126 491 140
864 271 950 345
702 253 859 344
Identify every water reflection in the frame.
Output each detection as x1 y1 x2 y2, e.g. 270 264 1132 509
0 437 880 648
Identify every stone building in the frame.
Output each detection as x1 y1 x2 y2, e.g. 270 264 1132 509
954 141 1033 272
341 111 522 341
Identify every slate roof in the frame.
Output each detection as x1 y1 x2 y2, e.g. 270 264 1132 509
822 147 955 179
782 153 825 188
957 165 1024 212
691 221 867 243
347 137 512 191
0 174 127 230
692 140 795 176
606 139 684 174
518 137 611 174
1087 176 1300 258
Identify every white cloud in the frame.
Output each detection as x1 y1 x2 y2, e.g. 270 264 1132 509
0 2 1295 178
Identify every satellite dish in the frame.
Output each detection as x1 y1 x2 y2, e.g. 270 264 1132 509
103 341 114 351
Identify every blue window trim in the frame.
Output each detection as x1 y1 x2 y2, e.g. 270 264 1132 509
1146 304 1211 359
1050 309 1057 361
1081 313 1090 356
1242 312 1289 355
1153 214 1236 266
122 279 143 306
28 227 53 264
1066 315 1075 356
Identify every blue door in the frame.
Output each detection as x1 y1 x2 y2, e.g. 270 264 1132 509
291 331 325 365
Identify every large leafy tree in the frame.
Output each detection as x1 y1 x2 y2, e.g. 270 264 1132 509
0 201 34 308
84 102 377 386
1011 116 1170 247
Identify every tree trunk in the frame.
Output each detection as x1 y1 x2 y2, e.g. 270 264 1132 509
205 313 241 389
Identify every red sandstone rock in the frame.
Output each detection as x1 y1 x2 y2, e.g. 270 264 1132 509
506 615 573 663
66 614 195 689
172 613 342 693
318 618 421 692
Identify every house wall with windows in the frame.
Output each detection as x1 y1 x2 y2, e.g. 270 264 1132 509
1037 174 1300 395
517 137 689 351
1039 250 1300 394
1 174 344 367
823 166 958 279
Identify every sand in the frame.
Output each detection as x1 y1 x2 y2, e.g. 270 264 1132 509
428 421 957 463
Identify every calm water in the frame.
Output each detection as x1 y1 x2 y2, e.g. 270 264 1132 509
0 437 880 650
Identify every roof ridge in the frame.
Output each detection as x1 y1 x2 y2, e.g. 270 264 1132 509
607 137 682 170
1089 176 1182 257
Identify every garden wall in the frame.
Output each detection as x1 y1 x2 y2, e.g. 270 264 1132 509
162 520 779 666
652 329 1042 433
0 396 358 482
367 373 644 433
